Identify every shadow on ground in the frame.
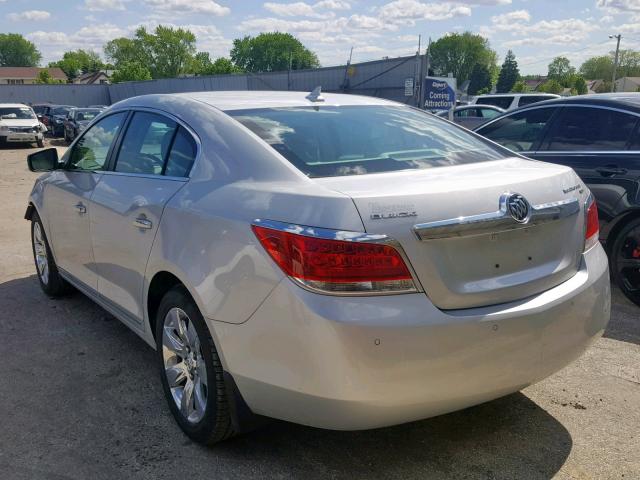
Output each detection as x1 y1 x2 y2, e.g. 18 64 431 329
604 287 640 346
1 275 574 479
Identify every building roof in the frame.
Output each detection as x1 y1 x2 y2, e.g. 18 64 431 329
0 67 67 80
75 71 109 83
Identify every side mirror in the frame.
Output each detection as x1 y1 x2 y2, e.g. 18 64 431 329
28 148 59 172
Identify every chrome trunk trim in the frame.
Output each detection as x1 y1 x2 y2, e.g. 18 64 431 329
413 195 580 241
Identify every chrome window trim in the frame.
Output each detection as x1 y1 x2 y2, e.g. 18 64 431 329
477 103 640 133
413 194 580 241
251 218 423 296
106 106 202 180
98 170 189 182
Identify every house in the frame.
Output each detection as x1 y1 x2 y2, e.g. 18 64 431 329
73 70 110 85
524 76 547 91
0 67 67 84
614 77 640 92
587 79 605 94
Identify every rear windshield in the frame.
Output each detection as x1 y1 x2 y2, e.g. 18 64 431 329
228 105 506 178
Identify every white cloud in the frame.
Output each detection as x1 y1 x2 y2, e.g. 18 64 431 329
377 0 471 25
263 1 350 18
7 10 51 21
83 0 127 11
142 0 230 16
597 0 640 12
490 9 530 26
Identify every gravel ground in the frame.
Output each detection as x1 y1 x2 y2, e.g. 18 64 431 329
0 140 638 480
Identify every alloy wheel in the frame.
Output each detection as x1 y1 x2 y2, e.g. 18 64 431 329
33 222 49 285
162 307 208 424
615 226 640 297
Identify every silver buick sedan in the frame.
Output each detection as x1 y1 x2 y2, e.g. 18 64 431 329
25 90 610 445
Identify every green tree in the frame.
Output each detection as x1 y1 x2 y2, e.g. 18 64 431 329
547 56 575 87
595 80 612 93
231 32 319 72
188 52 242 75
573 76 588 95
579 55 613 80
617 49 640 77
49 49 104 81
0 33 41 67
496 50 519 93
538 79 563 94
34 70 64 84
467 63 492 95
510 80 527 93
110 62 152 83
105 25 196 79
429 32 497 86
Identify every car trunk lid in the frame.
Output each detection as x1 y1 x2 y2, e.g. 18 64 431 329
315 157 587 310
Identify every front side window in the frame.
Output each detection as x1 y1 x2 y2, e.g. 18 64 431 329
115 112 178 175
477 107 557 152
229 106 507 178
543 107 638 151
68 113 126 171
479 108 502 119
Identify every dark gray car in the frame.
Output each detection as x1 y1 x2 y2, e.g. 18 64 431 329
63 108 104 143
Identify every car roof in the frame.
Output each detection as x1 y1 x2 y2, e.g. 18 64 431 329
116 90 401 112
0 103 31 108
474 93 558 98
514 92 640 112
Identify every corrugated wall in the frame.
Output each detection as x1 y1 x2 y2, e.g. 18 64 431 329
0 84 110 106
0 55 423 107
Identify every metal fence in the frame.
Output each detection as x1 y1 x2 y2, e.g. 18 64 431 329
0 55 425 107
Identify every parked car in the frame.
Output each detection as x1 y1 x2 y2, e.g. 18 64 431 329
470 93 560 111
25 90 609 445
63 107 104 143
475 93 640 305
436 104 505 129
45 105 73 137
0 103 45 147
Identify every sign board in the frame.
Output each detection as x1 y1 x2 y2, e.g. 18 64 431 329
404 77 414 96
423 77 456 111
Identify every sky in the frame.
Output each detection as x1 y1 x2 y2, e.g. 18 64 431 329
1 0 639 75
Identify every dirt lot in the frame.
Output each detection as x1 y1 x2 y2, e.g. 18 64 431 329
0 140 638 480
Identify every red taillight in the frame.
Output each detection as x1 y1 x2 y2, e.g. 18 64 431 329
252 224 416 294
585 196 599 251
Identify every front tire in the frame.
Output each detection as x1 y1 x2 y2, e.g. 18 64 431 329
31 211 71 296
156 286 235 445
611 217 640 307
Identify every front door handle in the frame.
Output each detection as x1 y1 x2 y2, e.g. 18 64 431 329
133 217 153 229
595 166 627 177
74 203 86 214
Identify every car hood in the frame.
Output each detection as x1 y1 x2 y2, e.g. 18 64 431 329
0 119 39 128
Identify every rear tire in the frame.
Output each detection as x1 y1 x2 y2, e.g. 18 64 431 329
156 286 235 445
31 211 72 297
610 217 640 307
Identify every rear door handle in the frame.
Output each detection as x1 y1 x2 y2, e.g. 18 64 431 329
74 203 86 214
595 166 627 177
133 217 153 229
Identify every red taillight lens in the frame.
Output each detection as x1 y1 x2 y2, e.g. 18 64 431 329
252 224 416 294
585 196 599 251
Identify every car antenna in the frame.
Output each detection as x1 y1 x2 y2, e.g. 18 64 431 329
305 86 325 103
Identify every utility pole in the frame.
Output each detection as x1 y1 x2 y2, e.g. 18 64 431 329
287 51 293 90
610 34 622 93
418 37 431 109
341 46 353 91
413 35 421 107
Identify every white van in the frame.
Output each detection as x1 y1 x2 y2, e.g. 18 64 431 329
470 93 560 111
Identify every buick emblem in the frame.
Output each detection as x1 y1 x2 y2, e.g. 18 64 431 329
506 193 530 223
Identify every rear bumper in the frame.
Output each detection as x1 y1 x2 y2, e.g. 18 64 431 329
212 244 610 430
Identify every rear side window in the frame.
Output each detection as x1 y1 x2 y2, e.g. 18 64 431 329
476 97 513 109
115 112 178 175
543 107 638 151
478 107 557 152
165 127 197 177
229 105 507 178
